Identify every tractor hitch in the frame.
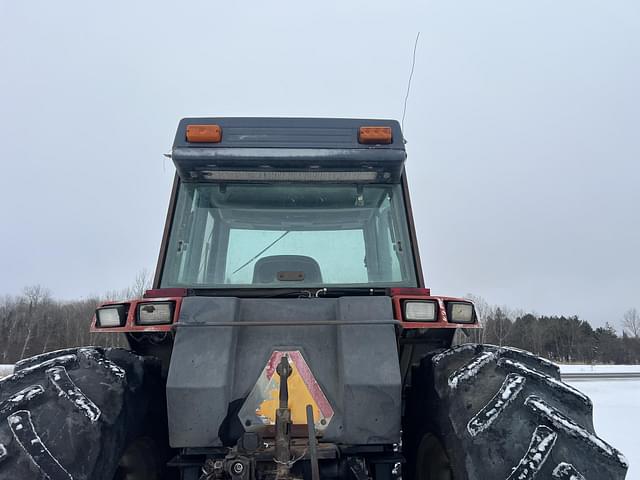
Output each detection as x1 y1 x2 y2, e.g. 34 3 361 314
274 355 295 480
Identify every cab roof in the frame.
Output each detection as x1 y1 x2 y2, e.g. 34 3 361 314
171 117 407 183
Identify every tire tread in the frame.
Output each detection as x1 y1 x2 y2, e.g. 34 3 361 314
406 343 627 480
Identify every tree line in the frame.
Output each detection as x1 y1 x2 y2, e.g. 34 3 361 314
1 281 638 364
463 295 640 364
0 272 151 364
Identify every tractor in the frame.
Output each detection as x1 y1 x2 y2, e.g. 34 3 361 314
0 118 627 480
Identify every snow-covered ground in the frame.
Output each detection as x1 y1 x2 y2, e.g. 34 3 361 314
560 364 640 374
0 364 13 378
560 365 640 479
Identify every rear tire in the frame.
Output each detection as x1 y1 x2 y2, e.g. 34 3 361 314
0 347 168 480
403 343 628 480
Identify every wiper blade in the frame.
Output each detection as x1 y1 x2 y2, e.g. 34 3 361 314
230 231 290 276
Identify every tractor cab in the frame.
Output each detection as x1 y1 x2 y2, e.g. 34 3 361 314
155 118 422 294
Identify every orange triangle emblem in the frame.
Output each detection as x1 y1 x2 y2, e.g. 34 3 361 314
238 350 334 432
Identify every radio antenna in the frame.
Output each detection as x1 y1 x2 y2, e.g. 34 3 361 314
401 31 421 134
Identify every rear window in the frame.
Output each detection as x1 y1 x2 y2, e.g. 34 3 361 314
160 183 417 288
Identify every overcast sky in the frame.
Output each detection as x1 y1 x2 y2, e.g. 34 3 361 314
1 1 638 328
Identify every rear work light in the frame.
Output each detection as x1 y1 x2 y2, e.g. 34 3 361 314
186 124 222 143
201 170 379 182
403 300 437 321
447 302 476 324
358 126 392 144
96 304 128 328
136 301 175 325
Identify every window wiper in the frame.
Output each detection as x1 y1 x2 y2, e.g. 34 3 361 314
231 231 291 275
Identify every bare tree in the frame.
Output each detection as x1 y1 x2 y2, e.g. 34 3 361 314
484 306 512 347
127 269 152 299
465 293 489 344
23 285 51 308
104 268 153 301
623 308 640 338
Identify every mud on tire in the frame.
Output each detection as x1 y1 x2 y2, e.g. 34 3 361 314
403 343 628 480
0 347 164 480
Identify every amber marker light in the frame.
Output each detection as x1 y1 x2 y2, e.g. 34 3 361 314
186 124 222 143
358 126 392 144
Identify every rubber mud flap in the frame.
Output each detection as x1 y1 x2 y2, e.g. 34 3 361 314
0 347 162 480
403 343 628 480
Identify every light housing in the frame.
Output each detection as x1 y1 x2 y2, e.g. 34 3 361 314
403 300 437 322
446 302 476 324
136 301 175 325
96 304 128 328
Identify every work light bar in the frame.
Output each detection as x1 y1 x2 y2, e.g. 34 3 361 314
201 170 379 182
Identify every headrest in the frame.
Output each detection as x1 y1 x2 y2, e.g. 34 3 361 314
252 255 323 284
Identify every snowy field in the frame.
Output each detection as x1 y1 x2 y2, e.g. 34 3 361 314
560 365 640 479
0 364 13 377
560 364 640 375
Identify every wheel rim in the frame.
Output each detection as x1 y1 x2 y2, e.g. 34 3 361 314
113 437 159 480
415 433 452 480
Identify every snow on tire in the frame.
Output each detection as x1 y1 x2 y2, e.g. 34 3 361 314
403 343 628 480
0 347 160 480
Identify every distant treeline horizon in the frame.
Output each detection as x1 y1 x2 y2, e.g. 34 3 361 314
0 272 153 364
1 280 639 364
462 294 640 365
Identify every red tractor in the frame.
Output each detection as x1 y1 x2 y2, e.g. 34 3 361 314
0 118 627 480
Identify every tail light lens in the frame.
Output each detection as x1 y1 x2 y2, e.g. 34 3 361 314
136 301 175 325
358 126 393 144
186 124 222 143
403 300 437 321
